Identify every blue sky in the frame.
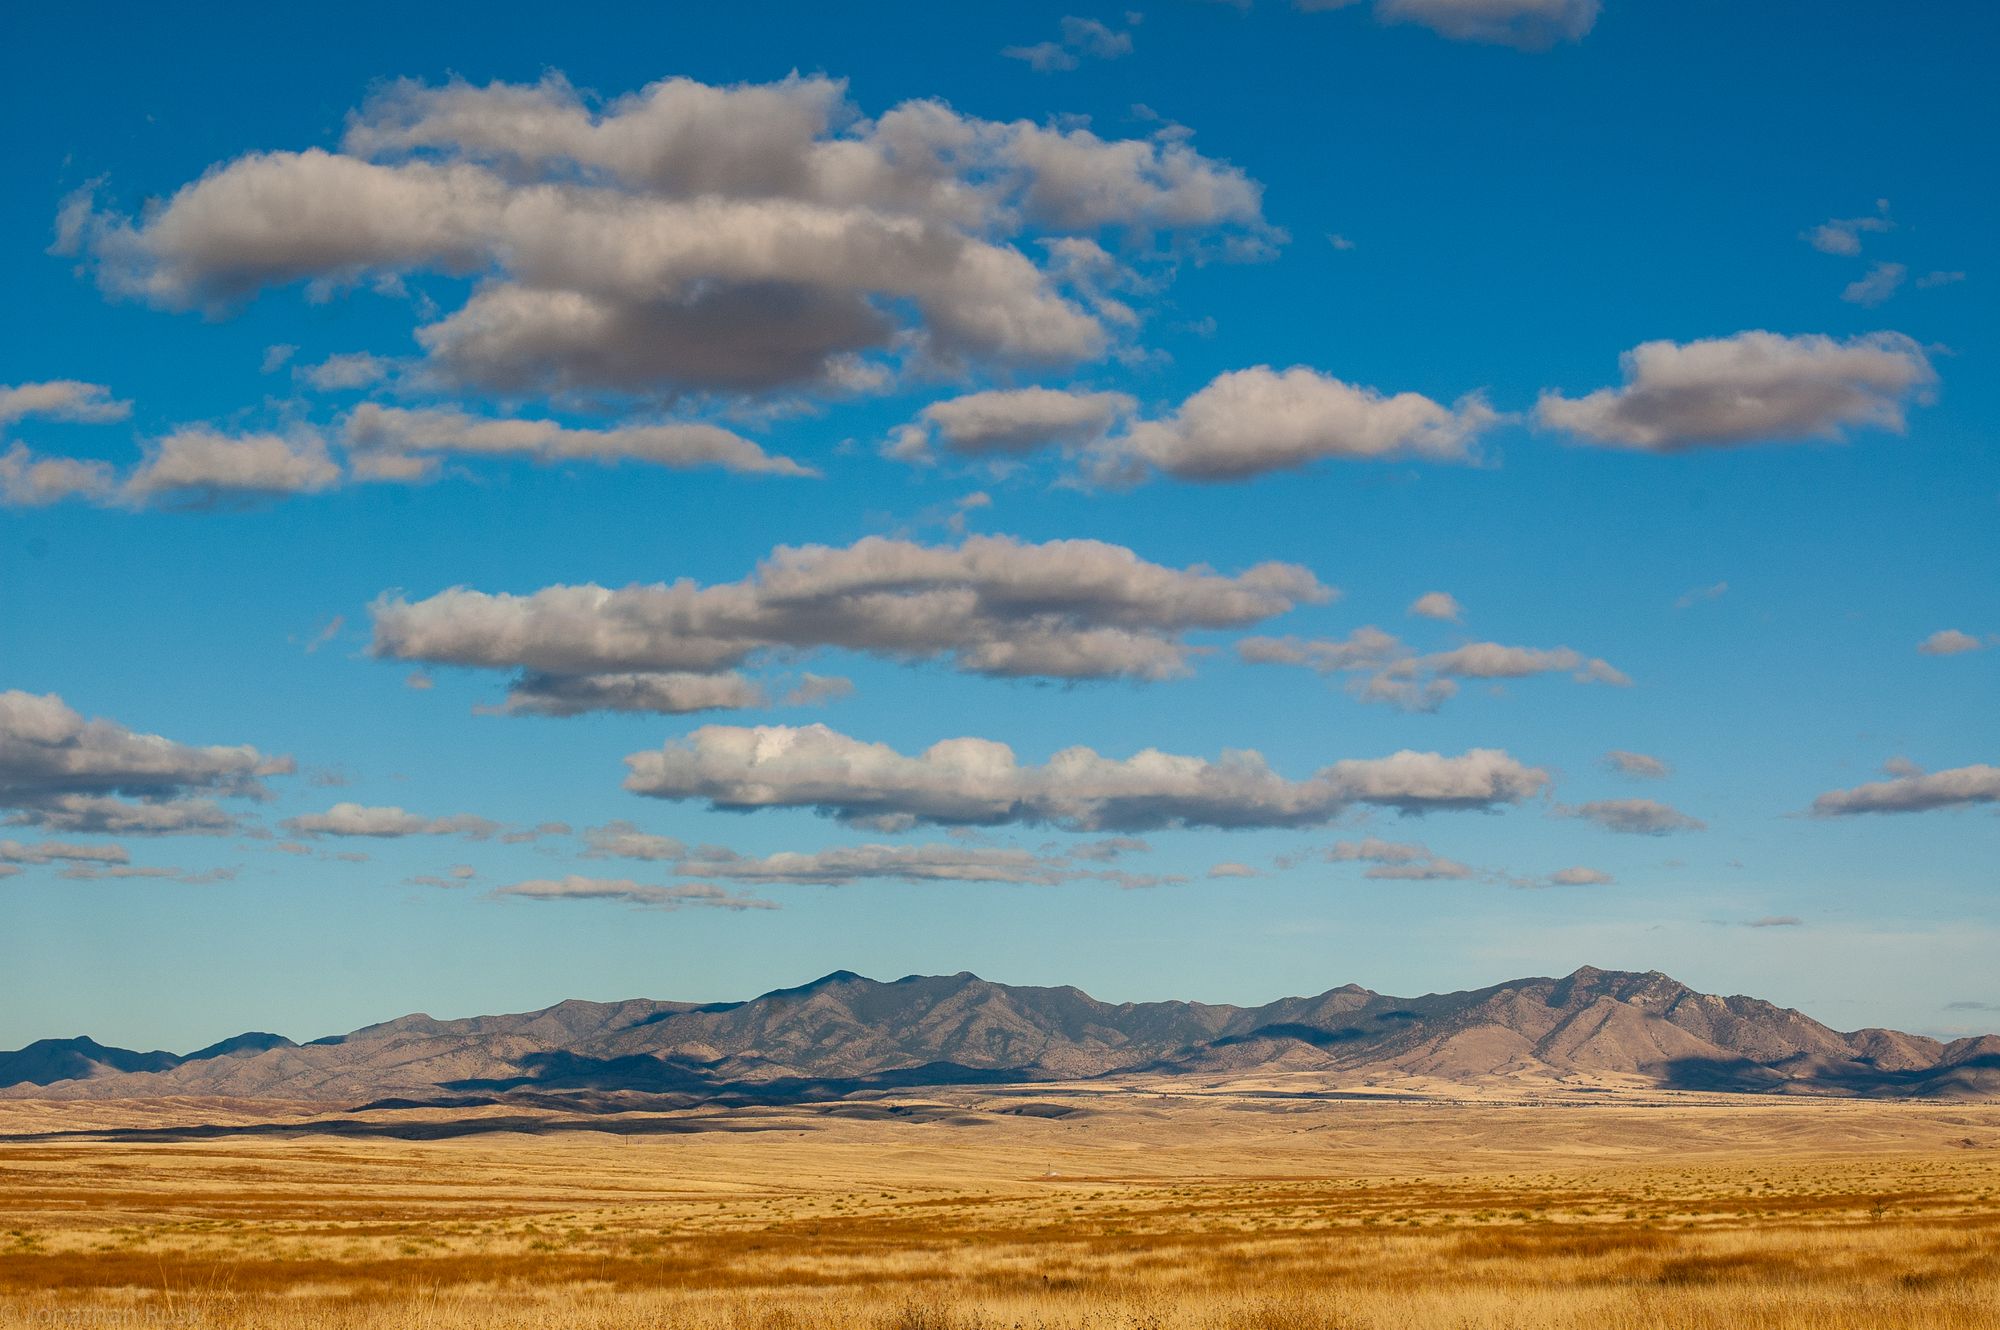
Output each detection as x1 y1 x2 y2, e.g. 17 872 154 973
2 0 1995 1051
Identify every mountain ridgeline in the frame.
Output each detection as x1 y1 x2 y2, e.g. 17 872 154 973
4 968 1995 1103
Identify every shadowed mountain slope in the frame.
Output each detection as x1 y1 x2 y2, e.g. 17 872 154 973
4 968 1992 1102
0 1032 295 1089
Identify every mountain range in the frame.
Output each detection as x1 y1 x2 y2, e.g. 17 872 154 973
5 968 1996 1103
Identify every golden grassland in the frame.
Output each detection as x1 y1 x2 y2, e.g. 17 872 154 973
0 1081 1996 1329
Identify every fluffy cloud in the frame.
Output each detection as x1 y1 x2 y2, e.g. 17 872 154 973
1004 16 1136 71
1408 591 1462 621
10 795 240 836
489 875 775 910
372 535 1329 712
1301 0 1598 50
1603 749 1670 779
0 380 131 426
1417 643 1629 685
5 402 810 510
1810 765 2000 816
343 404 811 480
1536 331 1936 452
0 381 130 507
885 387 1135 463
70 73 1275 398
1326 837 1476 881
1097 366 1495 483
884 368 1496 484
124 427 342 503
280 803 501 838
1558 798 1705 835
0 690 288 836
1918 629 1986 656
1238 628 1626 710
3 426 342 510
0 445 118 507
622 723 1549 831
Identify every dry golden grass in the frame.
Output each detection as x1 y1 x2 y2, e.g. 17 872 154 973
0 1082 1995 1328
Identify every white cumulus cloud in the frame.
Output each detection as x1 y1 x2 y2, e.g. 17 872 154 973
885 387 1136 463
370 534 1331 713
1097 366 1496 483
621 722 1550 831
1408 591 1462 621
0 690 289 836
0 380 131 426
68 73 1277 400
1536 331 1936 452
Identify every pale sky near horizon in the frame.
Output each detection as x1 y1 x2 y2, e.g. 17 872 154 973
1 0 1995 1052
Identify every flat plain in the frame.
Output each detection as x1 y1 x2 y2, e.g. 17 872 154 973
1 1079 1996 1329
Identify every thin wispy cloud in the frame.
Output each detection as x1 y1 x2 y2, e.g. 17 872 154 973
1556 798 1706 836
1603 750 1670 780
489 876 776 911
1674 581 1729 610
1917 629 1986 656
1842 262 1906 308
1240 627 1627 712
1004 15 1137 71
1802 201 1892 256
1298 0 1600 51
